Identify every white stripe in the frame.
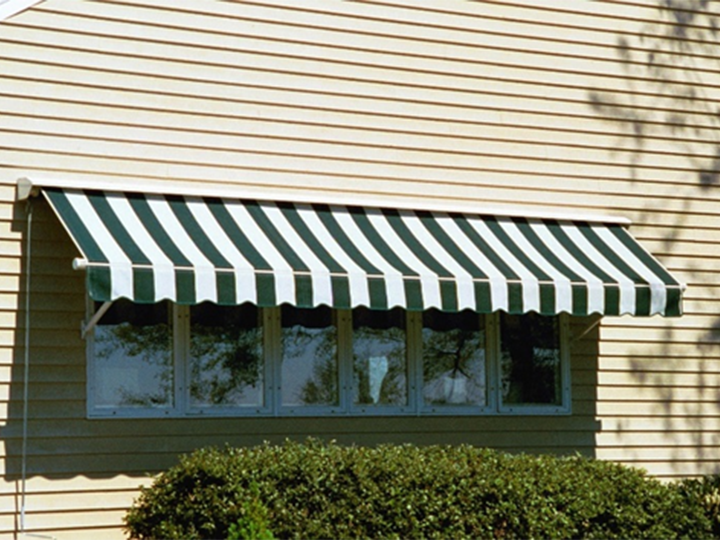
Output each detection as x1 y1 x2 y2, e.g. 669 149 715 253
365 209 443 310
64 191 133 299
261 203 333 307
331 207 407 308
399 211 475 311
498 219 573 313
467 218 540 313
435 213 509 312
295 204 371 307
528 221 605 314
560 223 636 315
186 197 257 305
105 194 176 301
591 224 667 315
223 200 296 305
145 196 217 303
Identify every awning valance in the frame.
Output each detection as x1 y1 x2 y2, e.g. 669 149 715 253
42 187 683 317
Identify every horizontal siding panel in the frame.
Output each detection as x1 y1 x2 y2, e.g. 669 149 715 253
597 401 720 416
5 101 719 180
4 73 718 166
599 357 720 373
8 10 720 111
4 133 719 200
48 0 716 67
596 430 720 447
598 370 720 388
0 509 127 535
596 386 720 402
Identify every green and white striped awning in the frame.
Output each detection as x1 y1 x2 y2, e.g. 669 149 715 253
43 187 683 317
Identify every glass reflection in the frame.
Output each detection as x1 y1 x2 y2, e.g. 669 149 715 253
352 308 407 406
93 300 172 409
189 303 263 408
422 310 486 407
281 306 338 407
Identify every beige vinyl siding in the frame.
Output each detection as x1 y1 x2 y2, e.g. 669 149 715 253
0 0 718 536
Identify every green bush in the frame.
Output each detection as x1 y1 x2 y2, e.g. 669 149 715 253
674 475 720 538
124 439 712 539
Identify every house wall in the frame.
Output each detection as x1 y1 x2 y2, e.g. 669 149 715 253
0 0 717 537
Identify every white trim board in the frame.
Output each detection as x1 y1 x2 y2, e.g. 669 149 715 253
0 0 43 21
16 176 633 226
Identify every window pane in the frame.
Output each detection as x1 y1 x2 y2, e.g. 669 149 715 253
92 300 173 409
352 308 407 406
189 303 263 408
281 306 338 407
500 313 562 406
422 310 486 406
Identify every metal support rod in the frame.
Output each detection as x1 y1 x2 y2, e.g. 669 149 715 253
81 301 113 340
20 199 32 534
572 317 602 343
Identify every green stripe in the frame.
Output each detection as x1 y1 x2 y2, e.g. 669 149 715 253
383 209 458 311
128 194 195 304
607 225 680 286
86 191 150 264
44 189 108 264
350 207 421 309
85 191 156 301
514 218 590 315
280 203 351 309
487 217 554 313
665 287 683 317
474 281 493 313
246 201 312 306
577 222 644 283
87 267 111 301
315 204 388 308
167 195 235 304
416 211 489 280
208 197 275 305
576 222 650 314
450 213 519 280
571 284 588 316
546 221 621 313
128 194 191 267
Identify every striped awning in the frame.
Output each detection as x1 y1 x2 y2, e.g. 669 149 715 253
43 187 684 317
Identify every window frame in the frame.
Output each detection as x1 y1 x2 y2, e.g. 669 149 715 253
86 299 572 418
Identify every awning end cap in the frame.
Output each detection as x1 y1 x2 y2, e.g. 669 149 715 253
16 178 39 201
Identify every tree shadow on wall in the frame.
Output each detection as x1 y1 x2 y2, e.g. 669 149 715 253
588 0 720 476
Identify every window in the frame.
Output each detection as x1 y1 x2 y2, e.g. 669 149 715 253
88 300 570 417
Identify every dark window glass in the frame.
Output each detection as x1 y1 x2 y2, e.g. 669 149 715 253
500 313 561 406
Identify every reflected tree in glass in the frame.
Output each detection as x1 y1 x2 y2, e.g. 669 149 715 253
282 306 338 407
93 300 173 408
422 310 486 406
189 303 263 408
353 308 407 406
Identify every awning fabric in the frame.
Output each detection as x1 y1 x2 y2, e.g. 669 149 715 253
43 187 684 317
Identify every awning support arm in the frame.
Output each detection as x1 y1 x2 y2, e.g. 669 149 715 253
572 317 602 343
81 301 113 340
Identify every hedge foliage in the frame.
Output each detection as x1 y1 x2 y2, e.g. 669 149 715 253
124 439 713 539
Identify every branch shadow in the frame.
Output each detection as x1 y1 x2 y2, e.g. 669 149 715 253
588 0 720 477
